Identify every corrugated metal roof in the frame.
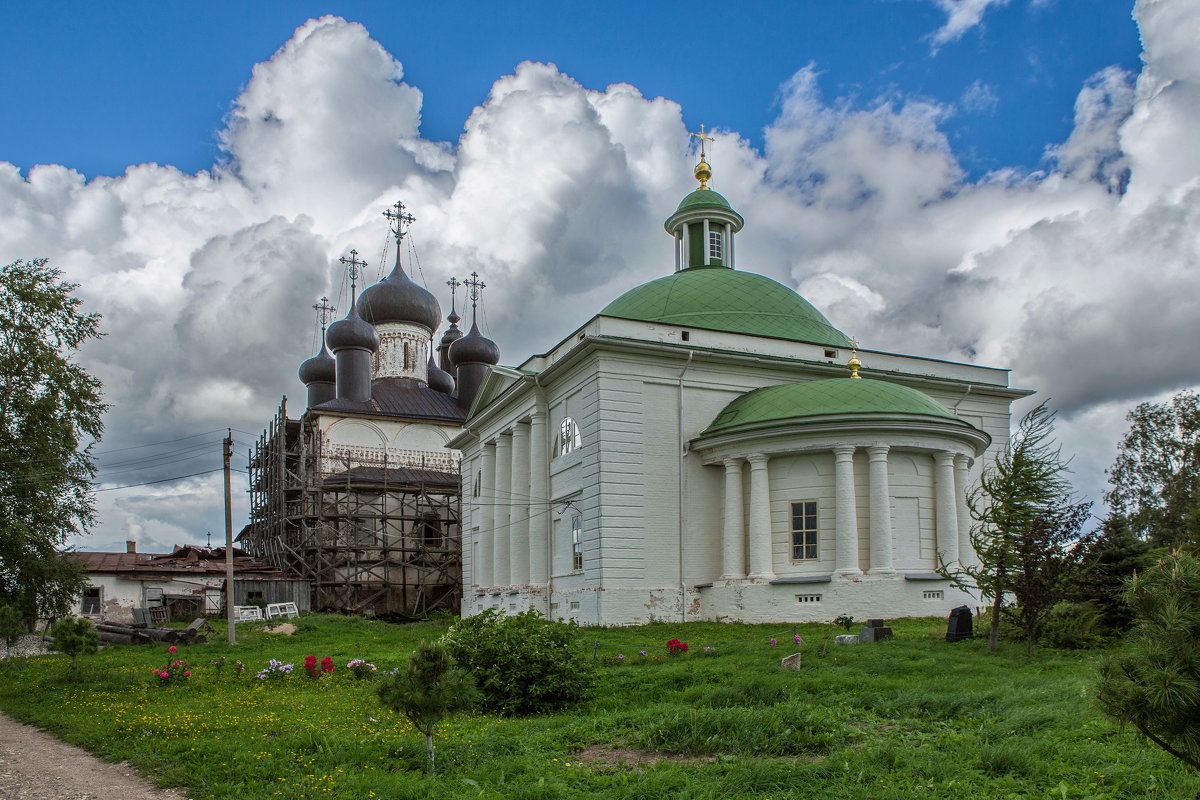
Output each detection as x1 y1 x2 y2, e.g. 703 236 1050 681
70 545 289 577
313 378 465 422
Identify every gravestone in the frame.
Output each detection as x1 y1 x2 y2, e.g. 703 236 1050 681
859 619 893 643
946 605 974 642
780 652 803 670
835 634 860 645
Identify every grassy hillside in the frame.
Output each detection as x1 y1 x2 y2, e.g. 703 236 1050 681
0 614 1193 800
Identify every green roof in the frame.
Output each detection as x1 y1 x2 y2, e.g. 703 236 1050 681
676 188 732 212
600 268 851 347
703 378 968 436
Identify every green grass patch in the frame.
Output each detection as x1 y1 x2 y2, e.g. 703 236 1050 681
0 614 1194 799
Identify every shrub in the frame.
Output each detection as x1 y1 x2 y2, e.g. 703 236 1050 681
49 617 98 673
442 608 594 715
0 604 24 660
1038 601 1109 650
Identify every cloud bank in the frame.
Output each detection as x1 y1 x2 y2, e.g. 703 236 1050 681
2 2 1197 550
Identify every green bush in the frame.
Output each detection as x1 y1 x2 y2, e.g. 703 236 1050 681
1039 600 1109 649
441 609 594 715
50 616 98 673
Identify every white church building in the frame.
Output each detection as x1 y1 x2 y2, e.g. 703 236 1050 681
448 148 1028 626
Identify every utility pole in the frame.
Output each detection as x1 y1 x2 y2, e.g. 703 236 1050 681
224 430 236 645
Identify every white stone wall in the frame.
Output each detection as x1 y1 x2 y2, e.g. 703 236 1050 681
317 415 460 475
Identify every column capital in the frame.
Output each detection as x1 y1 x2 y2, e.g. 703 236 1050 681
934 450 955 466
866 444 890 460
954 453 972 468
833 444 856 460
747 453 770 467
722 457 744 471
529 409 547 422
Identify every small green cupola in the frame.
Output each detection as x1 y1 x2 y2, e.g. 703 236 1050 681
664 125 745 271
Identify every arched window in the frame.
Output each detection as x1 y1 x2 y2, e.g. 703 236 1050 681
558 417 582 457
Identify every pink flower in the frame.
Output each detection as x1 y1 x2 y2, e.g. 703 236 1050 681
793 634 804 646
167 646 177 653
184 671 192 677
161 671 169 679
769 638 778 646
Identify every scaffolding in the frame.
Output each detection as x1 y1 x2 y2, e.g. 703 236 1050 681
243 399 462 617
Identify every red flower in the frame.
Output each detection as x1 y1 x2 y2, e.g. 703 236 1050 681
666 638 689 655
320 656 335 674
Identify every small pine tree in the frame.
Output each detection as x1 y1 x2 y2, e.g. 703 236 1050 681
1097 550 1200 776
50 617 99 674
0 605 23 661
377 640 478 774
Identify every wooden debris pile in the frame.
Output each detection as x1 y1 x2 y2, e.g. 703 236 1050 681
94 618 214 646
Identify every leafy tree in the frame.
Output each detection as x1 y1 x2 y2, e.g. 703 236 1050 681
0 604 23 660
1097 550 1200 776
376 639 478 774
49 616 99 674
1004 499 1095 656
1106 390 1200 549
0 259 105 620
941 402 1074 651
442 608 595 715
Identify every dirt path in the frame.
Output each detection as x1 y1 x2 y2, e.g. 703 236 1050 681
0 712 187 800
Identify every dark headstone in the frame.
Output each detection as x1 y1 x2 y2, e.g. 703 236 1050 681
946 605 974 642
866 619 885 628
859 625 893 643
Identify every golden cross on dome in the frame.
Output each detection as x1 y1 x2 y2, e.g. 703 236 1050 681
848 337 862 379
689 124 714 159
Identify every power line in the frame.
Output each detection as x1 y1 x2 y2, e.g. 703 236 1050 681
93 468 229 493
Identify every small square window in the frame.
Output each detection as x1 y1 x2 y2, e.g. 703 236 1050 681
681 331 690 342
923 590 944 601
796 594 822 603
81 587 102 615
824 349 838 359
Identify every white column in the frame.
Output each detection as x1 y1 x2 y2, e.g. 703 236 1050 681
682 222 690 267
528 412 549 584
720 458 746 580
725 223 733 267
954 454 973 567
746 454 774 580
674 232 682 272
834 445 861 575
934 451 959 566
509 422 531 585
493 433 512 586
703 219 711 265
478 442 496 587
867 445 894 574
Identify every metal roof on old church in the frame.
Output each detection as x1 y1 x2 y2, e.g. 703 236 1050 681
311 378 466 422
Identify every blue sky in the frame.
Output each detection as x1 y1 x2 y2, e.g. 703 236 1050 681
3 1 1139 181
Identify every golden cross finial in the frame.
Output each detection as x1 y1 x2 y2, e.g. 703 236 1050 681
690 124 714 159
689 124 715 189
848 337 862 379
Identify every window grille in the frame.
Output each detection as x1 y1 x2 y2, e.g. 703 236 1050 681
796 594 822 603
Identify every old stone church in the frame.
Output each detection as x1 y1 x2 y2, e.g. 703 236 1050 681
448 148 1025 625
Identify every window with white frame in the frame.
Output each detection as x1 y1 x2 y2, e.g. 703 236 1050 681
791 500 819 561
571 515 583 571
557 417 582 457
708 229 723 260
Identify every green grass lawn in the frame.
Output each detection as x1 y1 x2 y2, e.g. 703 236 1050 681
0 614 1193 800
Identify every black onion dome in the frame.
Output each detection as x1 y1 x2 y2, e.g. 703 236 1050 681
439 323 463 351
427 353 455 395
325 302 379 352
448 320 500 367
298 343 336 384
358 254 441 332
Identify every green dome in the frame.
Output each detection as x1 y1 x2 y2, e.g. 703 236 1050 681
703 378 970 436
676 188 733 212
601 268 851 347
